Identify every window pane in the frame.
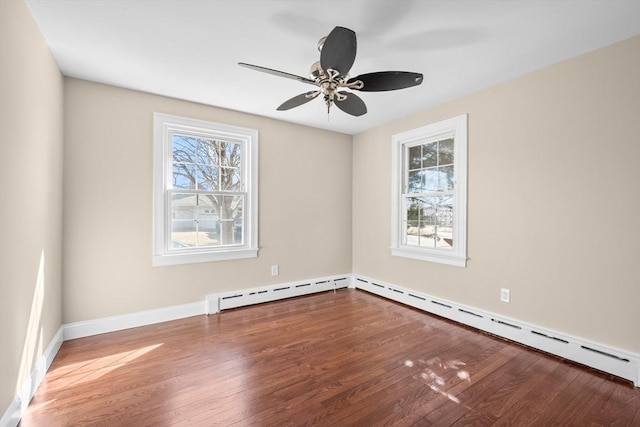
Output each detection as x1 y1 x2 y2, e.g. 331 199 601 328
406 198 420 221
219 195 242 219
408 145 421 169
437 195 454 218
218 195 243 245
197 195 220 247
173 135 198 190
424 167 439 191
196 165 218 191
198 194 219 215
233 218 244 245
172 135 197 163
230 143 242 166
230 196 244 220
436 229 453 249
418 198 435 248
405 218 420 247
422 142 438 168
435 196 454 249
439 138 455 165
220 142 241 167
232 168 243 191
220 166 240 191
173 164 196 189
408 170 423 193
439 165 454 191
197 138 218 166
420 235 437 248
405 197 421 246
171 193 196 248
197 218 219 247
171 221 196 248
421 198 436 225
171 194 197 218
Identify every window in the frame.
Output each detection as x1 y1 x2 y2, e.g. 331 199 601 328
153 113 258 266
391 114 467 267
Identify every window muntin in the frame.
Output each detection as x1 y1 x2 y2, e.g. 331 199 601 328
153 114 257 266
391 115 467 267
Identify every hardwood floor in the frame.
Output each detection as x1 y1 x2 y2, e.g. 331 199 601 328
20 289 640 426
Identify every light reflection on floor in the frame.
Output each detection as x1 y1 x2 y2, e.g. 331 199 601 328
147 344 256 424
404 357 471 404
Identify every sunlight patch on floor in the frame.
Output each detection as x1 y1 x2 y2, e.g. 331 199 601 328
47 343 163 389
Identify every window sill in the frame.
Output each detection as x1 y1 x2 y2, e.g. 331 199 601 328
153 248 258 267
391 247 467 267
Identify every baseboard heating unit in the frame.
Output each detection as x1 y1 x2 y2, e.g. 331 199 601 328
206 275 351 313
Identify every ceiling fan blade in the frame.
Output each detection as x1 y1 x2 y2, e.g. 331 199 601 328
334 92 367 117
238 62 317 86
348 71 424 92
320 26 357 77
277 91 320 111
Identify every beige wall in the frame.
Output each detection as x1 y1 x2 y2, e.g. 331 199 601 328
2 0 639 415
0 0 64 414
353 36 640 352
62 79 352 323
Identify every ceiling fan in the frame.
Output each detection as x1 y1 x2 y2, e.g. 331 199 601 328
239 26 424 117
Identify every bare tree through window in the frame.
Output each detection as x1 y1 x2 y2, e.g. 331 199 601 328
171 134 244 248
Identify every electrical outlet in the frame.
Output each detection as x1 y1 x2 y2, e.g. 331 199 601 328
271 265 279 276
500 288 510 303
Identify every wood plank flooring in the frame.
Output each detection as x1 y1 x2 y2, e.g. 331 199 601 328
20 289 640 426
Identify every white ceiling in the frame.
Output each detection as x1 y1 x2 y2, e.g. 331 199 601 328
25 0 640 135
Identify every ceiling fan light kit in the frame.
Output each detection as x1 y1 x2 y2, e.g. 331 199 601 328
239 26 423 117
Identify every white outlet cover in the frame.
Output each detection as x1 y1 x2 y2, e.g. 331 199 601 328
500 288 510 302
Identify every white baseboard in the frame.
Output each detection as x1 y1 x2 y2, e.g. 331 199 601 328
353 275 640 387
64 301 206 341
206 274 351 313
1 326 64 427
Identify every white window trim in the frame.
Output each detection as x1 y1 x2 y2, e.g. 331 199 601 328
153 113 258 266
391 114 468 267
